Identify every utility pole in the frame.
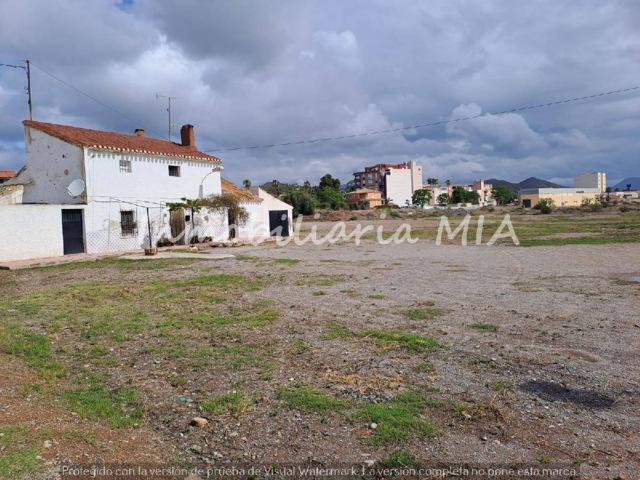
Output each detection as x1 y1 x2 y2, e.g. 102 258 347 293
156 93 180 141
1 59 32 119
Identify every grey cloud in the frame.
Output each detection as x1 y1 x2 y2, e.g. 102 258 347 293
1 0 639 186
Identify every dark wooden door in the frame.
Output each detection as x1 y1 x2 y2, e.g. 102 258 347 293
170 208 186 244
61 209 85 255
268 210 289 237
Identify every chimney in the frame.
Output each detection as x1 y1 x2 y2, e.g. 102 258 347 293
180 124 196 149
134 128 145 137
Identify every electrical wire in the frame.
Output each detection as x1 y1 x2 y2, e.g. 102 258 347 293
203 85 640 152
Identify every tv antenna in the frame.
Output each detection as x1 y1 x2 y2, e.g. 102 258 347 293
1 59 32 119
155 93 180 141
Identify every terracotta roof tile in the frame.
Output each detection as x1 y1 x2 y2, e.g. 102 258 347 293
221 178 262 202
23 120 221 163
0 170 16 178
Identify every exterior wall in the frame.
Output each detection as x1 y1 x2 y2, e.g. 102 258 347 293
84 200 229 254
0 205 79 261
255 188 293 236
519 189 599 208
0 185 24 205
410 161 422 192
385 169 413 206
19 127 85 204
84 149 221 204
236 201 264 240
575 172 606 193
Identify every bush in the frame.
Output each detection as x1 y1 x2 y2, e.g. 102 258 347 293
534 198 555 214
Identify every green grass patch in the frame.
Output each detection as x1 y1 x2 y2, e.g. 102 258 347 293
63 383 142 428
402 305 441 321
0 425 41 480
324 321 354 339
361 330 444 352
380 449 420 468
354 391 437 445
278 385 348 413
0 325 66 379
519 235 640 247
201 391 254 417
367 293 385 300
470 322 498 332
312 290 326 296
272 258 300 266
415 361 435 373
489 380 514 392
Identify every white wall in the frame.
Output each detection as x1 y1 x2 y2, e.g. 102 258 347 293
255 188 293 236
84 149 221 204
18 127 85 204
235 201 265 240
385 169 413 206
0 205 76 261
84 200 229 254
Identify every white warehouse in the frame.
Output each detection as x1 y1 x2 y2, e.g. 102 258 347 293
0 120 292 262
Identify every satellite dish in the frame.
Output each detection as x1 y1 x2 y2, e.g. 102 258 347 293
66 179 86 197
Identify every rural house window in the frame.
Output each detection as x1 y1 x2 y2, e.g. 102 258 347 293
168 165 181 177
119 159 132 173
120 210 137 237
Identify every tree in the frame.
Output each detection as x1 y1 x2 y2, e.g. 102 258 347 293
317 186 346 210
534 198 555 214
436 193 450 205
426 177 439 186
411 188 432 208
492 185 517 205
450 186 467 204
167 197 203 243
319 174 341 191
242 179 252 189
283 187 316 216
202 193 250 227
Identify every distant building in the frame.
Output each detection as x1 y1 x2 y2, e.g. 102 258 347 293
352 161 422 206
422 179 495 206
0 170 16 184
575 172 606 193
345 188 383 209
519 188 599 208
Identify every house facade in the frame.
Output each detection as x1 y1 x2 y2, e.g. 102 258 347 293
0 120 292 262
345 188 383 209
352 161 422 206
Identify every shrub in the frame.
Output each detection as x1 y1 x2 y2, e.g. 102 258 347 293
534 198 555 214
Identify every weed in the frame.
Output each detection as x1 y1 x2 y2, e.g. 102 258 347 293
324 322 354 339
0 325 66 379
380 449 420 468
402 305 441 321
63 383 142 428
273 258 300 266
470 323 498 332
201 391 254 417
289 340 312 355
312 290 326 296
415 361 435 373
368 293 385 300
354 391 437 445
489 380 514 392
278 385 347 413
361 330 443 352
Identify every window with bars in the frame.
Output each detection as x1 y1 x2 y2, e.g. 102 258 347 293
120 210 137 236
168 165 180 177
119 159 132 173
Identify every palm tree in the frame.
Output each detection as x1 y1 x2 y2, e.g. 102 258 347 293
242 179 252 189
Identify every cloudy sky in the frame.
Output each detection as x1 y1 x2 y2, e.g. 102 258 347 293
1 0 639 186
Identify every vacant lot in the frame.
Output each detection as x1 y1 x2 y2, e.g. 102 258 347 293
1 210 639 479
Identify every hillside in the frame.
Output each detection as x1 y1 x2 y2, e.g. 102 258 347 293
486 177 564 192
612 177 640 191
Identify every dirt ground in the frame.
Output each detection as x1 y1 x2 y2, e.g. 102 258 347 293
1 216 639 479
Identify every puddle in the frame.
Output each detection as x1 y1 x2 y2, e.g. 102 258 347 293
519 380 615 409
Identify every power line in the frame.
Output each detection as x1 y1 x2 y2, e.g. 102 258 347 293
203 85 640 153
29 62 155 133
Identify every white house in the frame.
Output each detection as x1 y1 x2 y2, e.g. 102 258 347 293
0 120 292 262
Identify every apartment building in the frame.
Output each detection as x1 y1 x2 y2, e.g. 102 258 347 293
352 161 422 206
575 172 606 193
